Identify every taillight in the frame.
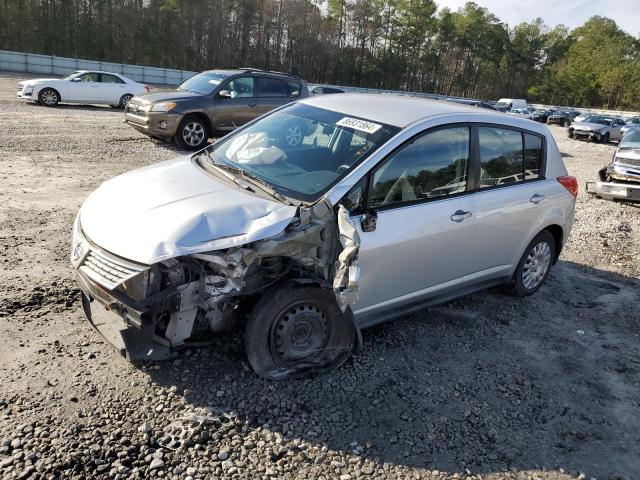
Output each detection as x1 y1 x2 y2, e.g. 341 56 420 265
144 85 150 92
557 175 578 198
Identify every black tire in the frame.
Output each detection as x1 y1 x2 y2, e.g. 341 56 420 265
38 88 60 107
505 230 556 297
601 133 610 144
175 114 210 150
245 284 356 380
118 94 134 109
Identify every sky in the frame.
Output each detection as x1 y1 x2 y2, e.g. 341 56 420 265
436 0 640 36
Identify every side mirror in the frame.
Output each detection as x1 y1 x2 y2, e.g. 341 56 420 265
71 77 81 82
360 211 378 232
218 90 231 98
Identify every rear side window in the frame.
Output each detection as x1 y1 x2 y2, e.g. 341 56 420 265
478 127 543 187
257 78 284 97
286 81 301 98
100 74 124 84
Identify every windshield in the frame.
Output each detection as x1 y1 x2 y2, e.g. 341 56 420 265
620 130 640 148
179 71 230 95
204 103 400 202
585 115 612 125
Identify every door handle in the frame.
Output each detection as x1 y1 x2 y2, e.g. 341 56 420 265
530 193 545 204
248 103 257 108
450 210 472 223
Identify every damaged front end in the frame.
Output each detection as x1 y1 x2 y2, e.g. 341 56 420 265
71 200 362 367
586 161 640 202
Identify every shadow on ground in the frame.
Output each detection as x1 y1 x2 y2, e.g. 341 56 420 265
138 261 640 478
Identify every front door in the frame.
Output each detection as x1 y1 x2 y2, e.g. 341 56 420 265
69 72 101 103
213 76 258 131
351 126 475 317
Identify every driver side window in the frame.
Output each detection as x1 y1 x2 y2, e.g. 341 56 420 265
369 127 470 208
226 77 255 98
78 73 99 82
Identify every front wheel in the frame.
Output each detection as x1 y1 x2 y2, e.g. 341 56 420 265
245 284 356 380
601 133 610 144
39 88 59 107
175 115 210 150
505 230 556 297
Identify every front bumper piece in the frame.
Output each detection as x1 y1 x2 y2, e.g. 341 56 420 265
586 166 640 201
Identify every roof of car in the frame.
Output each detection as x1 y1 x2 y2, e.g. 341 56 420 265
300 93 505 128
204 69 301 80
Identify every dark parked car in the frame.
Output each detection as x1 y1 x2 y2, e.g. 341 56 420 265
310 85 345 95
532 109 552 123
547 110 580 126
125 69 310 150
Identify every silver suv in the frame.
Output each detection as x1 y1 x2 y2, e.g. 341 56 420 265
72 95 577 379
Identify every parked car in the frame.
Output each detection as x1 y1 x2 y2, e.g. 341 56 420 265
586 129 640 201
568 114 626 143
507 107 534 119
547 110 578 126
532 109 552 123
572 112 590 123
621 116 640 137
444 98 498 110
125 68 309 150
72 94 577 379
310 85 345 95
494 98 527 112
17 70 148 108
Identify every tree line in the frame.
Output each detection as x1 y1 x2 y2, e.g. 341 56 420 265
1 0 639 109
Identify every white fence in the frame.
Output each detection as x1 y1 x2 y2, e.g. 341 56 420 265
0 50 197 85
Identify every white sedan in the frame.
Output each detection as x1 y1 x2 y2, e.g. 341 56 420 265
17 71 149 108
507 107 534 120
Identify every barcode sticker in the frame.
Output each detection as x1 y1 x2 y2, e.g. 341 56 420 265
336 117 382 134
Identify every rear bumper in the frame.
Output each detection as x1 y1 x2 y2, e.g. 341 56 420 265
124 111 181 139
76 270 172 360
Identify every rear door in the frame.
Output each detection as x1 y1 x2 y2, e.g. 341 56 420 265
98 73 127 104
461 125 550 284
255 77 286 115
351 126 475 317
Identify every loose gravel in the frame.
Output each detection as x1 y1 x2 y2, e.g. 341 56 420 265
1 72 639 480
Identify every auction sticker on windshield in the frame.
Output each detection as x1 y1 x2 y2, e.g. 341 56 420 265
336 117 382 134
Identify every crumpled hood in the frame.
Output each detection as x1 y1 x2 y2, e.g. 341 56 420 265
572 121 607 131
79 156 298 265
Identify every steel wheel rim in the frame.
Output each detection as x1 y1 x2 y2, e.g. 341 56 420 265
271 302 329 365
285 125 302 146
183 122 205 147
521 241 551 290
42 90 57 105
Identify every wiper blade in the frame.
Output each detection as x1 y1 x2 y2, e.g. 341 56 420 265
239 170 294 205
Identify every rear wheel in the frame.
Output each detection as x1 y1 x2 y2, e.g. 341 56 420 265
38 88 59 107
118 94 134 109
505 230 555 297
175 115 210 150
245 284 356 379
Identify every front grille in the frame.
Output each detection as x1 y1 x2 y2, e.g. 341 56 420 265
79 248 147 290
616 156 640 168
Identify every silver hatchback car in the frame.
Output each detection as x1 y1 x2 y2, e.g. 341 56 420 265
71 95 577 379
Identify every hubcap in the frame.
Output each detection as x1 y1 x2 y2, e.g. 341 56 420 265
285 125 302 146
42 90 57 105
521 241 551 290
271 303 329 364
122 95 132 107
183 122 205 147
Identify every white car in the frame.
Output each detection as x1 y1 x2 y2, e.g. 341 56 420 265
17 70 149 108
507 108 534 120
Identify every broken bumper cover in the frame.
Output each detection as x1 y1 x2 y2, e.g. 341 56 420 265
76 270 172 361
585 180 640 201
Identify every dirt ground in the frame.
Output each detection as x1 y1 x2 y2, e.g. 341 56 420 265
1 72 639 480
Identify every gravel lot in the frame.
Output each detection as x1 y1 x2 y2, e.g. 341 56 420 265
1 72 639 480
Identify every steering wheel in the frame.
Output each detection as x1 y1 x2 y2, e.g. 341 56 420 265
337 164 350 174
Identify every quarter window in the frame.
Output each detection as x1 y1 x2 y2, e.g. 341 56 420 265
256 78 284 97
370 127 470 208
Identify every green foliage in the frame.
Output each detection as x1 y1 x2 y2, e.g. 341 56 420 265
0 1 638 108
